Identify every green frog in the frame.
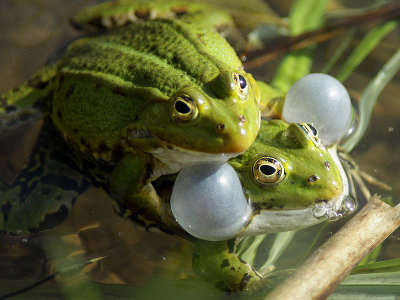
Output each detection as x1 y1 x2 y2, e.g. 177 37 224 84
0 0 271 225
151 119 350 291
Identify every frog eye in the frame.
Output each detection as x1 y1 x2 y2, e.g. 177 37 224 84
298 123 322 147
253 157 285 185
171 94 199 122
232 72 248 100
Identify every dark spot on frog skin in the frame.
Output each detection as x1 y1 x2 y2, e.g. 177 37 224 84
111 143 124 161
324 161 330 170
239 273 253 291
216 124 225 131
112 87 127 97
142 72 152 81
230 266 235 271
31 205 69 233
172 54 180 65
1 203 12 222
65 86 74 98
239 115 246 122
58 74 65 90
40 186 52 195
251 201 274 210
19 111 32 121
238 257 247 264
171 6 188 17
135 9 150 19
42 175 79 191
4 105 16 112
98 142 110 153
227 239 235 253
145 163 153 178
221 259 230 268
80 138 92 151
27 76 49 89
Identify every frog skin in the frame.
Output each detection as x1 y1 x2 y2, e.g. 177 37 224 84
0 0 267 225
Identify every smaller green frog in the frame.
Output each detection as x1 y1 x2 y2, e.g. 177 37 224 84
147 119 351 291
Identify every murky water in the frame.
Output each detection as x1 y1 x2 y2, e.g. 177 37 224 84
0 0 399 299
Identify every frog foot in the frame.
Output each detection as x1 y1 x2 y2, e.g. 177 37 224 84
339 151 392 201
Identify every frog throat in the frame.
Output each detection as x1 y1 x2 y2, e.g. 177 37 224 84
148 145 239 180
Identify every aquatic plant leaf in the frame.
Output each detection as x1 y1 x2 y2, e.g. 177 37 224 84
342 48 400 152
352 258 400 274
337 20 398 82
271 0 328 92
357 243 383 266
330 272 400 299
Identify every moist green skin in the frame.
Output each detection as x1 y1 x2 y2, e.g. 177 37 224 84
230 119 343 211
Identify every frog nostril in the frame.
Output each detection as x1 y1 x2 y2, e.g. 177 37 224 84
308 175 319 182
216 124 225 131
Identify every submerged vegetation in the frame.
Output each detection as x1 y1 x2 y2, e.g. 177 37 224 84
0 0 399 298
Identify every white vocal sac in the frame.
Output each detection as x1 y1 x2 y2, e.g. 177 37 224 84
170 162 251 241
282 73 353 145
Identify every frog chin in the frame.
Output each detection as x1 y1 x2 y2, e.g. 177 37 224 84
239 146 352 236
148 145 240 180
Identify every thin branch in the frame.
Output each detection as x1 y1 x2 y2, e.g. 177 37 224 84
244 1 400 68
264 195 400 300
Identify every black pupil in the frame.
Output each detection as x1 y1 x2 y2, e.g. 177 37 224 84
307 123 318 136
260 164 275 176
175 100 191 114
238 75 247 89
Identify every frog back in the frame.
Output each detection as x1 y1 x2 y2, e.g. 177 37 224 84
51 19 246 162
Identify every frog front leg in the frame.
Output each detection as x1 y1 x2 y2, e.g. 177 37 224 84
256 80 285 119
0 63 59 131
192 239 265 292
109 153 163 227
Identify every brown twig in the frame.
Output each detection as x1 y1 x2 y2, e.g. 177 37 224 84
244 1 400 69
264 195 400 300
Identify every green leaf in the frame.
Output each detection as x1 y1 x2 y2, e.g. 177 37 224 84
271 0 328 92
337 20 398 82
330 272 400 299
357 244 383 266
353 258 400 275
342 48 400 152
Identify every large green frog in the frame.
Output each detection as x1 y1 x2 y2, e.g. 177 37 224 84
0 0 269 223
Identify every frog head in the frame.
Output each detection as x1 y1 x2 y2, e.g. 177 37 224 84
229 119 350 235
125 69 261 169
